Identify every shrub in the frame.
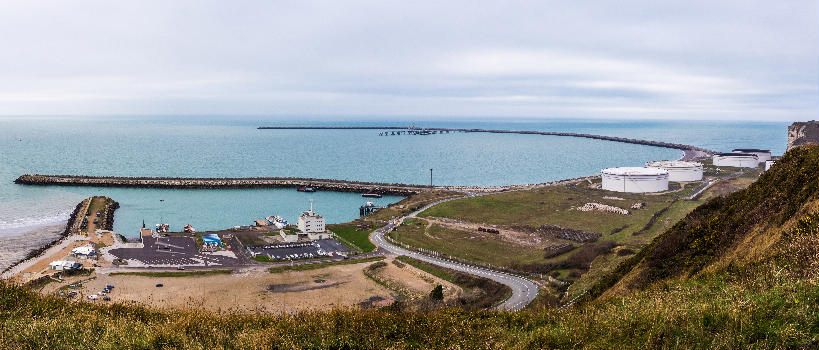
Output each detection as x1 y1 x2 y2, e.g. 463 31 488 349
429 285 444 300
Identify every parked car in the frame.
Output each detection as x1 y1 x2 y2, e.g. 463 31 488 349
102 296 111 301
155 283 164 287
88 295 98 300
106 285 115 289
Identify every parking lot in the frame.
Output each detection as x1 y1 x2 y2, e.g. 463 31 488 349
107 236 241 267
247 239 350 261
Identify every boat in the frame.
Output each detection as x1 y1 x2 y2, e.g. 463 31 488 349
362 193 383 198
297 186 316 192
183 224 196 233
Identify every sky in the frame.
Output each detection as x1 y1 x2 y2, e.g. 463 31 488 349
0 1 816 121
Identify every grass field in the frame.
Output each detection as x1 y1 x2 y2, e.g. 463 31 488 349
268 256 384 273
391 219 546 266
108 269 232 278
392 174 760 284
329 225 376 252
419 184 675 236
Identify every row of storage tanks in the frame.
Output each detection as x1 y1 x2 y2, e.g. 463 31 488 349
601 148 772 193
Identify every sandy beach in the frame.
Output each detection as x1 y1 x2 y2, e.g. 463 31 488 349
0 223 65 272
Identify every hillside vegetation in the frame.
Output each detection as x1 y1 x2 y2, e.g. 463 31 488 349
1 146 818 349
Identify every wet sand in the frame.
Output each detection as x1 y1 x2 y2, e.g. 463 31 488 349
0 223 66 272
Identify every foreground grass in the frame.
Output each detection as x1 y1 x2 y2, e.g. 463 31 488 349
108 270 233 278
1 262 815 349
268 256 384 273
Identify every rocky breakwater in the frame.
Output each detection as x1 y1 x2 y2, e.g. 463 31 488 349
15 174 427 196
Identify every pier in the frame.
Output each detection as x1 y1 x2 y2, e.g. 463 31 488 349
258 126 715 159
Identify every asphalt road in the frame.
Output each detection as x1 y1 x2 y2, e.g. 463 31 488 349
370 196 539 311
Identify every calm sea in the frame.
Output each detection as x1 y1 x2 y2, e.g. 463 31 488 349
0 116 787 237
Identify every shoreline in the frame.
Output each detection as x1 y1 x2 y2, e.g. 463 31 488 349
0 223 66 273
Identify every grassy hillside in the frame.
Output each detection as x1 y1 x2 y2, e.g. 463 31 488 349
585 145 819 300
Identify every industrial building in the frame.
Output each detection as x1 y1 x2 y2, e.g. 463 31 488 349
645 160 703 182
732 149 771 164
712 153 759 168
601 167 669 193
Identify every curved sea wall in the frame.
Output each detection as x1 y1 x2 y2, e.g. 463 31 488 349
258 126 715 155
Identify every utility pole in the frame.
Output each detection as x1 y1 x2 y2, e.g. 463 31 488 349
430 168 433 187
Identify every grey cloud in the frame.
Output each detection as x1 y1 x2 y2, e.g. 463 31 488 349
0 0 815 120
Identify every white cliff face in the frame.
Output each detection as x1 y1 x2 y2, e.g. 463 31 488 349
788 121 819 150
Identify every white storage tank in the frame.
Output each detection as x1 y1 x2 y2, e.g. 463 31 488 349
712 153 759 168
645 160 703 182
732 149 771 163
765 160 776 171
601 167 669 193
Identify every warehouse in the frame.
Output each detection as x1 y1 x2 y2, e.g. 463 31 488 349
712 153 759 168
601 167 669 193
645 160 703 182
732 148 771 163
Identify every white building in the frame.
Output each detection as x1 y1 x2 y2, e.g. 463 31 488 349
297 200 325 233
732 149 771 164
601 167 669 193
645 160 703 182
712 153 759 168
49 260 82 271
71 246 96 259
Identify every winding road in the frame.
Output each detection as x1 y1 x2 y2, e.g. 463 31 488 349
369 195 539 311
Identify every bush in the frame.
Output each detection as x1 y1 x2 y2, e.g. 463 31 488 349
429 285 444 300
564 241 618 270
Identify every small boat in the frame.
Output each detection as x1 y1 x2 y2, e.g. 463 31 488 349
183 224 196 233
362 193 382 198
297 186 316 192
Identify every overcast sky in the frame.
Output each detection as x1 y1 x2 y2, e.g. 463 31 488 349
0 1 816 121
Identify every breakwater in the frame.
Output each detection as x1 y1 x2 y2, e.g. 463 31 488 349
14 175 428 196
258 126 715 156
14 173 602 195
14 173 601 195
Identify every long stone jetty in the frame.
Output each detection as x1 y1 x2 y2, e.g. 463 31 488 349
14 174 430 196
258 126 714 160
14 174 600 195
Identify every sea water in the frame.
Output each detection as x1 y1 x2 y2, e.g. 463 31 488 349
0 116 786 237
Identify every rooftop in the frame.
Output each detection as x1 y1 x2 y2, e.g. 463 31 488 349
602 167 669 176
732 148 771 153
715 152 758 157
646 160 703 168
